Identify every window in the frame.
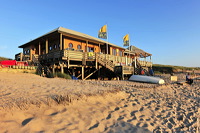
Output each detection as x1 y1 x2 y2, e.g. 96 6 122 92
119 50 122 56
112 49 117 56
87 47 94 52
58 44 60 48
69 43 73 48
49 46 52 51
54 44 57 49
77 45 81 49
27 49 30 54
24 50 27 54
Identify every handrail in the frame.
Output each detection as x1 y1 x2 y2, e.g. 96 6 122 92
32 54 52 77
37 50 152 67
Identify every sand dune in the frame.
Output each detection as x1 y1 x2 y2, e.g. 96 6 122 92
0 72 200 133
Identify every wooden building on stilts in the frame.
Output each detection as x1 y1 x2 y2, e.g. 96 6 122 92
15 27 152 80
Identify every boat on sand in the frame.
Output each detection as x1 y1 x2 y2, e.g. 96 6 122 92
129 75 165 84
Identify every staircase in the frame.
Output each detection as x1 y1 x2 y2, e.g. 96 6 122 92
32 55 52 77
133 60 151 75
133 60 142 75
96 54 115 72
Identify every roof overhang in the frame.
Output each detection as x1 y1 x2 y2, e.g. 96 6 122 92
124 46 152 57
19 27 124 49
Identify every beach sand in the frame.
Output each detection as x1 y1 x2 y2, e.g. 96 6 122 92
0 72 200 133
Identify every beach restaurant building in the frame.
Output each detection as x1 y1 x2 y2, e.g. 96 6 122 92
16 27 152 80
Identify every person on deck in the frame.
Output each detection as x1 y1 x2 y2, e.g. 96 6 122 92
186 73 193 85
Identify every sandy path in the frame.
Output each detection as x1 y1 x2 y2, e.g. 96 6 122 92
0 72 200 133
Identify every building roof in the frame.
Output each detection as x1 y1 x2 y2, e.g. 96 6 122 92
18 27 151 57
19 27 123 49
124 45 152 57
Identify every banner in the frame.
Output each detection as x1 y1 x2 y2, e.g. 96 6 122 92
98 25 107 39
123 34 129 46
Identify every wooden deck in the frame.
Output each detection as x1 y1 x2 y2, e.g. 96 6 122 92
16 50 152 79
37 50 152 67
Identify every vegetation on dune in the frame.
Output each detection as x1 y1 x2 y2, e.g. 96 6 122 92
0 56 12 61
153 64 200 74
54 72 72 79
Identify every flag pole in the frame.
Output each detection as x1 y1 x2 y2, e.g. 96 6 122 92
129 34 131 65
106 24 108 54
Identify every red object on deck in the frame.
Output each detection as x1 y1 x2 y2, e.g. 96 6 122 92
0 60 17 67
16 61 28 66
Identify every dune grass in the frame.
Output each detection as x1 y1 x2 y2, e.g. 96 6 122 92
153 64 200 74
0 56 12 61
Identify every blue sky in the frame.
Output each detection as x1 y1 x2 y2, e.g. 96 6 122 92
0 0 200 67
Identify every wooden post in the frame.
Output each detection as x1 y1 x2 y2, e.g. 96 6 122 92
98 66 101 80
39 42 41 55
46 39 48 54
122 66 124 80
67 58 70 69
20 52 23 61
134 56 137 68
30 48 32 61
150 56 152 67
60 33 63 50
125 56 127 66
82 66 84 80
72 68 75 76
99 43 101 53
52 64 55 74
86 40 88 52
95 53 98 69
61 63 64 73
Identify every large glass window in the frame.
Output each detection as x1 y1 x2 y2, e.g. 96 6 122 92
119 50 122 56
112 49 117 56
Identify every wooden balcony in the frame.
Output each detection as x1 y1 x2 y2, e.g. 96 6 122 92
38 50 152 67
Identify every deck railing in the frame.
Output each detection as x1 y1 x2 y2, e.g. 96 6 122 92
38 50 152 67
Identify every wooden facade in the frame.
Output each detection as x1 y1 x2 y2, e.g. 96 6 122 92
16 27 152 80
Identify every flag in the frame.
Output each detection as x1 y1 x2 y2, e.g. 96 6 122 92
123 34 129 46
98 25 107 39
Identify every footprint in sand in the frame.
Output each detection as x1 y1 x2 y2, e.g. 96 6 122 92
88 122 99 130
130 110 138 117
106 114 111 120
49 112 59 116
117 116 124 121
21 117 34 126
114 107 120 111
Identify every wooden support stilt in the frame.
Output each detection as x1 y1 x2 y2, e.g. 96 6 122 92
82 66 84 80
122 67 124 80
46 39 48 54
20 52 23 61
60 33 63 50
98 66 101 80
30 49 32 61
95 53 98 69
67 58 70 69
72 68 75 76
38 42 41 55
52 64 55 74
83 69 98 80
61 63 64 73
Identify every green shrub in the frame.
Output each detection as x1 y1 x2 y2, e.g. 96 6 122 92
55 72 71 79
